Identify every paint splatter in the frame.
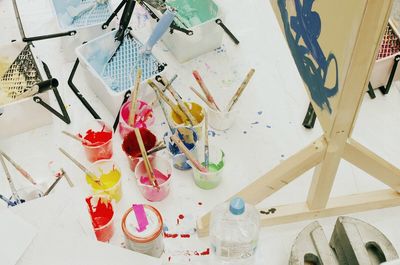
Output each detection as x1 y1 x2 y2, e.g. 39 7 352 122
257 111 263 115
198 202 203 206
208 130 216 137
243 131 247 134
179 214 185 220
251 121 259 125
266 125 272 128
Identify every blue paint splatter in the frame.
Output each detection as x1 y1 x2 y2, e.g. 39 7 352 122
277 0 339 113
208 131 216 137
257 111 263 115
251 121 259 125
266 125 272 128
243 131 247 134
161 121 166 125
163 226 169 232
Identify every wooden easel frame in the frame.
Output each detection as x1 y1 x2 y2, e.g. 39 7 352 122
197 0 400 237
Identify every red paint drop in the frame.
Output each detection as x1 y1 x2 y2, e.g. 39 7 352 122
178 214 185 220
180 234 190 238
164 232 178 238
168 256 172 262
200 248 210 256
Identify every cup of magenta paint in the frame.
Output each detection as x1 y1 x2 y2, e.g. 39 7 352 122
119 100 155 139
122 204 164 257
207 106 239 131
164 127 198 170
134 156 172 202
190 146 225 190
80 120 113 163
170 101 205 139
86 160 122 202
122 128 158 171
86 195 115 242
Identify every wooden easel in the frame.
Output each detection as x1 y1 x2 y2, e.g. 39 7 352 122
197 0 400 237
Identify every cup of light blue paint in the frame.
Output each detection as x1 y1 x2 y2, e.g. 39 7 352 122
164 127 199 170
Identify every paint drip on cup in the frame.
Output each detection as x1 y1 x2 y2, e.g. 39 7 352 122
119 100 155 139
79 124 113 163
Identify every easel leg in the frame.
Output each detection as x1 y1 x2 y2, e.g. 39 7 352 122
197 137 326 237
343 139 400 191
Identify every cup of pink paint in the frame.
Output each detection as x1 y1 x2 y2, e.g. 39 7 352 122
119 100 155 139
122 128 158 171
134 156 172 202
80 120 113 163
86 195 115 242
121 204 164 257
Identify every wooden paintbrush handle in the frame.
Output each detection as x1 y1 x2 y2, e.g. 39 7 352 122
0 151 36 185
227 68 255 111
190 86 217 111
170 135 207 173
58 148 99 183
128 68 142 126
192 70 220 111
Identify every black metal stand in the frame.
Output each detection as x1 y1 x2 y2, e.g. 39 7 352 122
215 19 240 45
68 59 101 120
113 90 132 132
33 62 71 124
302 103 317 129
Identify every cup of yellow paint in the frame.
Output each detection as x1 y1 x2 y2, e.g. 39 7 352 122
207 106 239 131
190 145 224 189
86 160 122 202
170 101 205 139
134 156 172 202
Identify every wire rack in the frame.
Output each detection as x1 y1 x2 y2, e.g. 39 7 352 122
102 35 163 93
0 45 42 103
377 24 400 60
71 0 112 28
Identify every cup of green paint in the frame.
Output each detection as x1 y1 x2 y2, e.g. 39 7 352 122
190 146 224 189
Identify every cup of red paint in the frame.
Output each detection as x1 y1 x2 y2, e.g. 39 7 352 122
86 195 115 242
121 204 164 257
122 128 158 171
80 120 113 163
134 156 172 202
119 100 155 139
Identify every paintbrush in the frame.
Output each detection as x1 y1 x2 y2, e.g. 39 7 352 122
160 75 197 126
170 135 207 173
226 68 255 112
204 114 209 168
134 128 159 189
147 141 167 155
192 70 220 111
0 151 36 185
154 87 175 134
128 68 142 126
58 148 102 185
43 173 64 196
190 86 217 110
62 130 92 146
0 153 22 203
148 80 188 123
63 171 74 187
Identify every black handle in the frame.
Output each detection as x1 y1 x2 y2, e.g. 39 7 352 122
215 19 239 45
103 0 128 29
302 103 317 129
35 78 59 93
115 0 136 42
113 90 132 132
23 31 76 42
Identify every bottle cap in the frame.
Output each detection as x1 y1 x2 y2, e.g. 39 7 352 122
229 197 245 215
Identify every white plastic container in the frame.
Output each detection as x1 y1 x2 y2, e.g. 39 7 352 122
148 0 225 63
210 197 260 264
0 42 52 138
76 30 166 116
208 106 239 131
50 0 116 60
121 204 164 257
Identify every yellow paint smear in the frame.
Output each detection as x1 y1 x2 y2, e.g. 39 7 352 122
171 102 204 125
86 168 122 202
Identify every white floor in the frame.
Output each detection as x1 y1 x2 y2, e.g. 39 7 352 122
1 0 400 264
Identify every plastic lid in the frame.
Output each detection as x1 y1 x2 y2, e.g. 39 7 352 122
229 197 245 215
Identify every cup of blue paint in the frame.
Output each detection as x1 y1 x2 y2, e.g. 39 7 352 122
164 127 199 170
207 106 239 131
190 145 224 190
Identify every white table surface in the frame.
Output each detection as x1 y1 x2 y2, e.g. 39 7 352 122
1 0 400 264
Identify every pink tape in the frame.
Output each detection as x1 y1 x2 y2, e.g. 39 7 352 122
132 204 149 233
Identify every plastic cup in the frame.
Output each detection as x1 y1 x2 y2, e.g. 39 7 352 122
119 100 155 139
86 160 122 202
122 128 158 171
80 120 113 163
190 146 224 189
170 102 205 139
164 127 199 170
134 156 172 202
86 195 115 242
207 106 239 131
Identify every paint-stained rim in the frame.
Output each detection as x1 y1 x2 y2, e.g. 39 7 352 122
121 205 163 243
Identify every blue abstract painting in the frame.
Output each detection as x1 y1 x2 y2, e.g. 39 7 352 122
277 0 339 113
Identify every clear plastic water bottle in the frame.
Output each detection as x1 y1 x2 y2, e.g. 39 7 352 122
210 197 260 264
